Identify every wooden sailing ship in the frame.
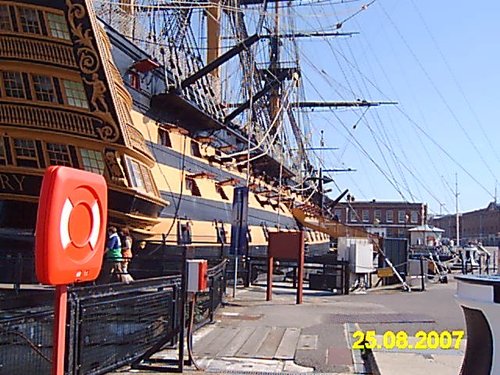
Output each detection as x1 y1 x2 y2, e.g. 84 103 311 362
0 0 337 278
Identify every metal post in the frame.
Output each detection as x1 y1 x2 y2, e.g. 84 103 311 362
266 256 273 301
456 174 460 248
179 245 194 371
292 266 297 289
420 256 425 291
244 256 251 287
52 285 68 375
296 233 304 305
14 253 22 294
232 256 238 298
179 251 186 372
210 277 216 323
344 263 350 295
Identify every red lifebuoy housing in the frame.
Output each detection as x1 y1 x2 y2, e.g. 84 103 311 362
35 166 108 285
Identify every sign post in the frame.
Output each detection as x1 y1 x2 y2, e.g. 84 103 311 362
52 285 68 375
35 166 107 375
267 231 305 304
229 187 249 297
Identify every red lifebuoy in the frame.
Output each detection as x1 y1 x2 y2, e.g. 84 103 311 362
35 166 107 285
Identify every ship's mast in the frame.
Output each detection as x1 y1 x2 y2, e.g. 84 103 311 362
206 0 221 78
269 0 280 121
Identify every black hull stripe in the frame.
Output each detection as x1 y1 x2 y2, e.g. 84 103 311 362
148 141 256 188
159 191 298 228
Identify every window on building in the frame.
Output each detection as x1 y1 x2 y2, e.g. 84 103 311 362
13 139 38 168
178 221 192 245
398 210 406 223
398 228 406 238
128 71 140 90
19 7 41 34
190 141 202 157
411 211 418 224
139 164 156 194
129 160 145 191
0 139 7 166
32 75 56 103
2 72 26 99
0 5 12 31
185 177 201 196
334 209 342 221
79 148 105 174
386 210 393 223
247 228 253 243
46 12 70 40
362 209 369 222
62 79 88 108
262 222 269 241
46 143 71 166
374 209 381 222
216 184 229 200
216 223 227 244
124 157 157 195
350 209 357 222
158 128 172 147
255 194 266 208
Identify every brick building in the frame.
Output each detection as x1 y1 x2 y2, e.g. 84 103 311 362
429 202 500 246
334 200 427 239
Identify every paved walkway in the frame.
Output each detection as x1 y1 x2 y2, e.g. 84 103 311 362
112 276 466 374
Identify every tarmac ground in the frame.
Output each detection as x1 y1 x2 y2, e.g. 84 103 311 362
111 274 467 375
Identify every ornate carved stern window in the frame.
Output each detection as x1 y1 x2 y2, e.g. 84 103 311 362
0 5 12 31
46 12 70 40
13 139 38 168
46 143 71 166
79 148 105 174
18 7 41 35
62 79 88 109
125 157 158 195
129 160 145 191
2 72 26 99
0 139 7 166
32 75 56 103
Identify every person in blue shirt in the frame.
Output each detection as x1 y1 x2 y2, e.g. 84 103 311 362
106 226 122 260
102 226 122 283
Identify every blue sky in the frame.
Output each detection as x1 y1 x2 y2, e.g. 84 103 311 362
291 0 500 215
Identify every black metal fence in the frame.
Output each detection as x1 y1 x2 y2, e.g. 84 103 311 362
241 255 350 295
194 260 227 327
0 260 227 375
0 309 53 374
68 275 182 375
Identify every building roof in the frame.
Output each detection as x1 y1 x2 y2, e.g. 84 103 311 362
336 200 425 207
408 224 444 233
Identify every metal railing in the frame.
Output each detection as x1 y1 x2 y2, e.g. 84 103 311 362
0 259 227 375
241 255 350 295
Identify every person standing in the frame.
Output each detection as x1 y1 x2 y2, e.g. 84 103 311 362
120 227 133 274
104 226 122 282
